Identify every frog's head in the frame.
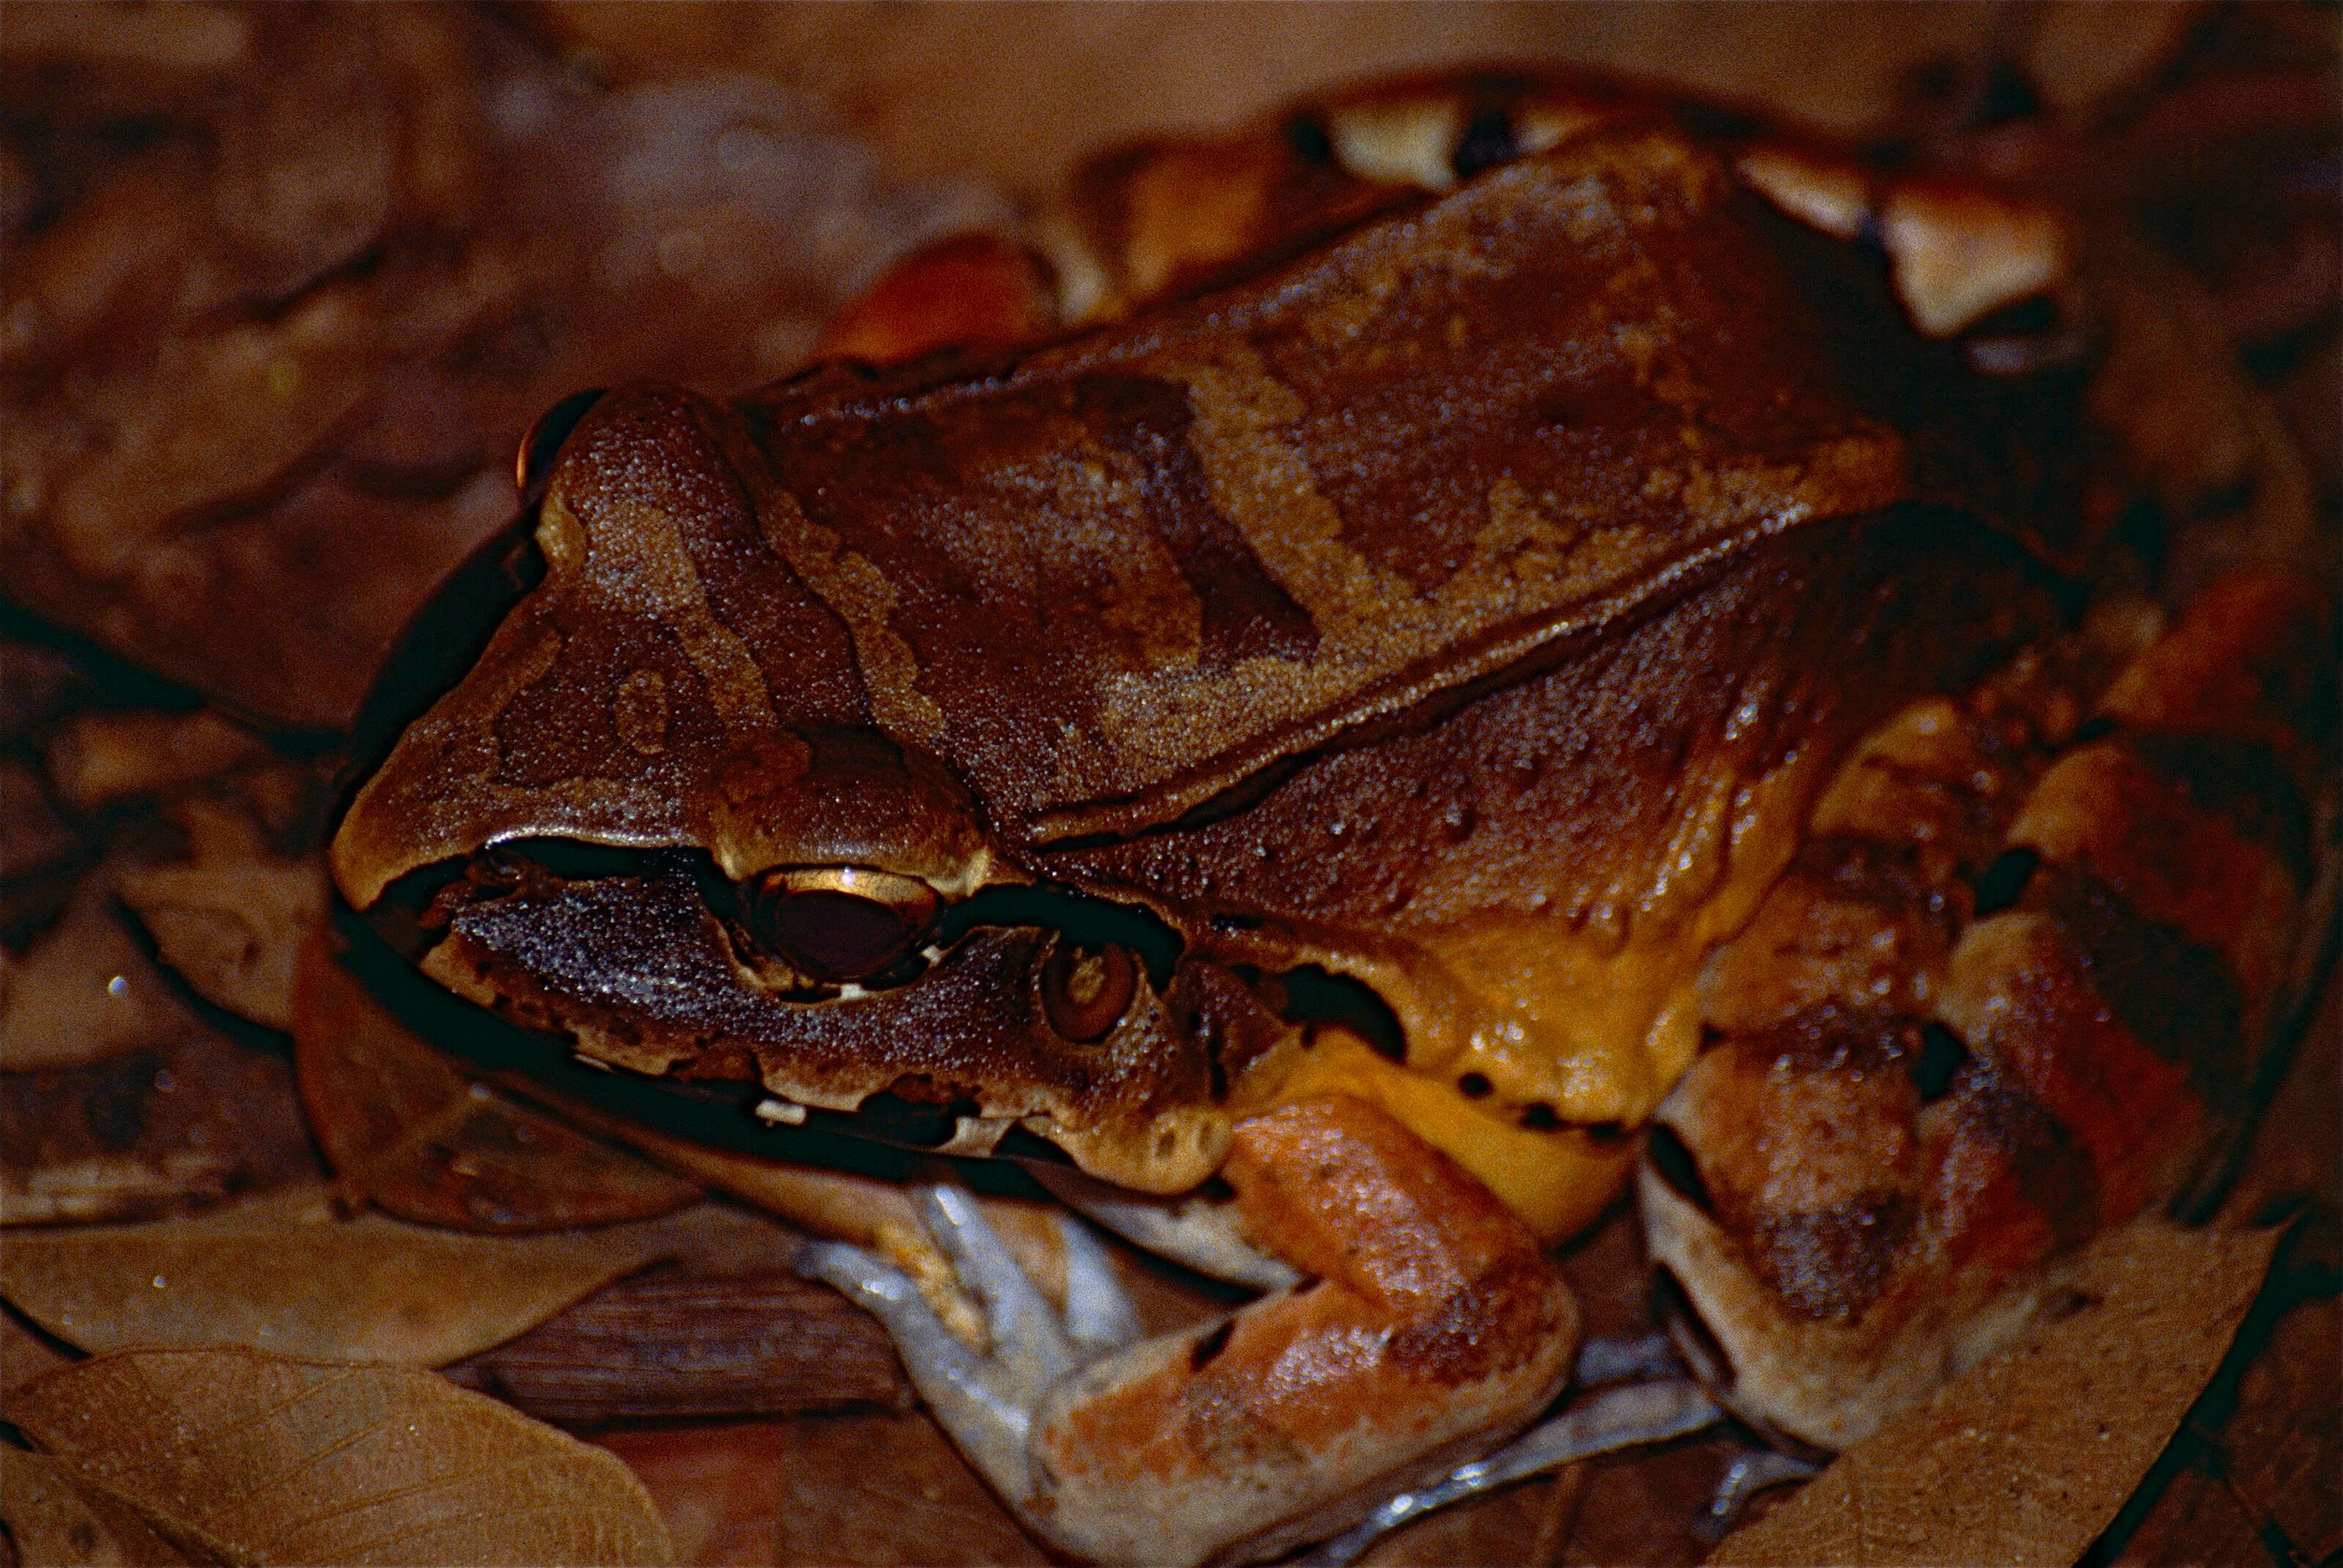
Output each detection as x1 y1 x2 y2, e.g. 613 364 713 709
332 382 1261 1194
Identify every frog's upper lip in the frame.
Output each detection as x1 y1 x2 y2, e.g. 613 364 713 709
371 837 1241 1192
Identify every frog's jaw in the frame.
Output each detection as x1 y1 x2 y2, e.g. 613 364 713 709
410 847 1270 1194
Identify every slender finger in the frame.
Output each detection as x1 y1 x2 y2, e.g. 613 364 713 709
1574 1329 1682 1386
794 1238 1041 1504
918 1183 1077 1394
1055 1211 1143 1356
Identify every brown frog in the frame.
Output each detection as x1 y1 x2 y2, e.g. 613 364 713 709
331 73 2333 1566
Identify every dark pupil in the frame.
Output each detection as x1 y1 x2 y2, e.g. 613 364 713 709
765 891 917 980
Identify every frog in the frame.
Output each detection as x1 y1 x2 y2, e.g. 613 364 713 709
330 70 2334 1567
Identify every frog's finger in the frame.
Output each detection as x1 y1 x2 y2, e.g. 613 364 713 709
1699 1449 1823 1541
1054 1212 1143 1356
1573 1328 1681 1386
915 1183 1078 1399
794 1238 1040 1501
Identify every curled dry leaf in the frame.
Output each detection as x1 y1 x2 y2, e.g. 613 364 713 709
115 854 325 1031
1708 1218 2281 1568
7 1346 676 1566
1 1448 191 1568
0 1183 676 1367
292 925 700 1230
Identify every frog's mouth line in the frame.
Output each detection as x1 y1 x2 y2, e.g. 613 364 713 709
329 889 1057 1192
350 835 1405 1181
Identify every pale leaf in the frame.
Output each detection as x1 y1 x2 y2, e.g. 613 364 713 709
0 1184 679 1366
0 873 188 1072
116 855 325 1031
1709 1218 2281 1568
8 1346 675 1566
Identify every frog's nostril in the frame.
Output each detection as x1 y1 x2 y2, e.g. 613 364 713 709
742 865 940 982
1041 938 1138 1043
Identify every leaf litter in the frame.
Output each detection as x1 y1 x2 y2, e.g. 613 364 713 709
1708 1217 2282 1567
0 1183 691 1366
291 922 701 1231
6 1345 676 1565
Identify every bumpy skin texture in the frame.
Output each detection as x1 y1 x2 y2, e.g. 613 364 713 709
334 119 2085 1195
1028 1095 1576 1565
1643 572 2333 1451
330 67 2332 1556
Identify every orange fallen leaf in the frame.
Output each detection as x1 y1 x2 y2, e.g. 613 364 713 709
1708 1218 2281 1568
0 1183 679 1366
7 1345 675 1566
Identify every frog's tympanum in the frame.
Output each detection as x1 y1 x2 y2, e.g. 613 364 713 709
333 75 2333 1567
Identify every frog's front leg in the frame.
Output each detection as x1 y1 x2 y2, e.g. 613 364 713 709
805 1094 1579 1567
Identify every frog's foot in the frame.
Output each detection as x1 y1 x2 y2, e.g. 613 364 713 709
806 1094 1580 1568
797 1184 1140 1507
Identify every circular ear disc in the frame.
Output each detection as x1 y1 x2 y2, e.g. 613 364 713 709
1040 937 1138 1043
515 388 609 505
741 865 941 983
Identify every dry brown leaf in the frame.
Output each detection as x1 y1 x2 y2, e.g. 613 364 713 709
292 925 699 1229
1708 1218 2281 1568
45 284 383 583
1 1303 75 1396
115 854 325 1030
9 1346 676 1565
0 1449 192 1568
0 1183 675 1367
2 1025 322 1227
0 872 188 1072
767 1408 1047 1567
43 711 261 812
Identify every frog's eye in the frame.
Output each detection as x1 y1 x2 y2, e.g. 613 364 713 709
740 865 940 983
1039 936 1138 1043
